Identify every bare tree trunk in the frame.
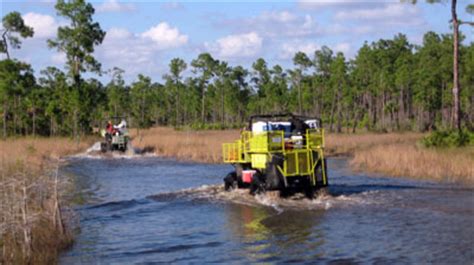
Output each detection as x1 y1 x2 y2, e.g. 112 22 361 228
382 93 387 130
313 88 319 117
298 82 302 115
21 180 31 262
221 85 225 127
201 84 206 124
50 115 54 137
371 95 377 130
73 109 78 139
53 166 64 235
336 86 342 133
2 30 10 60
2 101 7 139
175 84 180 127
13 96 17 135
319 86 324 118
32 109 36 137
451 0 461 131
329 89 337 133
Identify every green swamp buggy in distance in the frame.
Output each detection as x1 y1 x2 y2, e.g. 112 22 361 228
222 113 328 198
100 117 130 152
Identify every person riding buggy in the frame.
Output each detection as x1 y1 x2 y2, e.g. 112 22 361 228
101 118 129 152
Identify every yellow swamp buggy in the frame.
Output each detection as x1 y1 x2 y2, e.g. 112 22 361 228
222 113 328 198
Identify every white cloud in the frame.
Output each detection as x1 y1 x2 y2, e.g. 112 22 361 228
107 27 132 39
260 10 297 23
97 29 159 76
95 23 188 77
279 41 352 60
160 1 185 11
23 12 59 38
280 41 320 59
205 32 263 59
319 23 375 36
334 3 419 22
221 11 318 39
96 0 136 13
298 0 391 10
51 52 66 64
141 22 188 49
333 42 351 54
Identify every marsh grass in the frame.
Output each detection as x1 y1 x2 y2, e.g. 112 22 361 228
351 144 474 185
0 137 94 264
132 128 423 160
325 132 423 155
132 127 239 163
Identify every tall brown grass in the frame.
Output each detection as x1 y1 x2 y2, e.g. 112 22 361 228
132 127 239 163
325 132 423 155
132 128 423 160
351 144 474 185
0 137 94 264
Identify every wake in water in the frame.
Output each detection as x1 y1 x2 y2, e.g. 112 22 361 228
71 141 157 159
148 184 380 212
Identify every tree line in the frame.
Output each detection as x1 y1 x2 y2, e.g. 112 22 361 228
1 0 473 139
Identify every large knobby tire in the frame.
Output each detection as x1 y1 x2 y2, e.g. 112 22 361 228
264 153 285 190
249 172 265 195
100 142 108 153
234 163 247 188
224 171 237 191
304 178 315 199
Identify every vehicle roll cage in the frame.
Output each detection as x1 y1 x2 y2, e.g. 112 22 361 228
248 113 322 130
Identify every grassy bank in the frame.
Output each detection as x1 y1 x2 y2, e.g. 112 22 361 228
132 127 473 185
132 127 240 163
351 144 473 185
0 137 94 264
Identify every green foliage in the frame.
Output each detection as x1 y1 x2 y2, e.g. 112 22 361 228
130 74 155 128
2 2 474 137
422 130 474 147
188 122 244 131
1 11 34 59
467 4 474 14
48 0 105 78
45 0 105 137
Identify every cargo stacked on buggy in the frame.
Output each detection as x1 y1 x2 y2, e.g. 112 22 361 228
100 118 130 152
222 113 328 198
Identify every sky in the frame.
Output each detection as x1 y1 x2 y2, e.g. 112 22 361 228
1 0 473 83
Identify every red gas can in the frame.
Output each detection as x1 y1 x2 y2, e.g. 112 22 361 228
242 170 256 183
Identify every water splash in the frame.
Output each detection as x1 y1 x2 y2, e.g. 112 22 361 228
70 141 156 159
148 184 378 212
86 142 102 153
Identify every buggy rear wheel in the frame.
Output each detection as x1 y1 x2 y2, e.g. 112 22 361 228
249 172 265 195
224 171 237 191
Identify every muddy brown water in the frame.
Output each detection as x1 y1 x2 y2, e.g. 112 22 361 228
59 156 474 264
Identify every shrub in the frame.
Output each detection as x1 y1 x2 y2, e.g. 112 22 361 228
422 130 474 148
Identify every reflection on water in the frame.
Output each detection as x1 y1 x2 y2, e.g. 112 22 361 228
60 157 474 264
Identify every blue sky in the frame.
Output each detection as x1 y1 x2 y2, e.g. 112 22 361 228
1 0 473 83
